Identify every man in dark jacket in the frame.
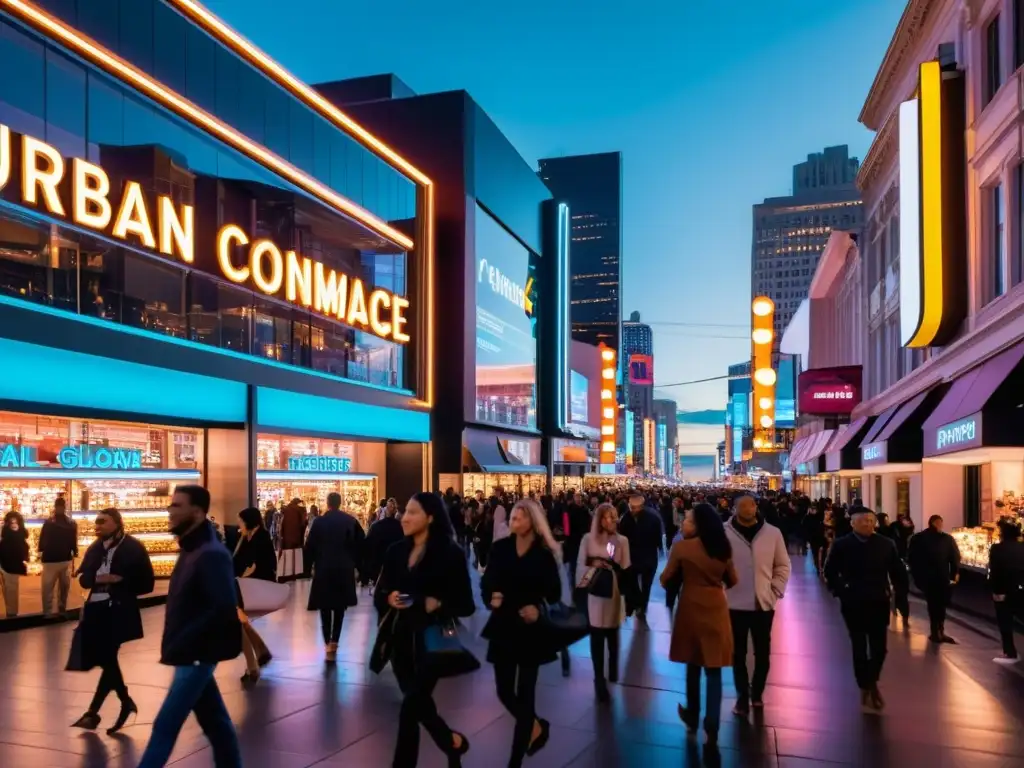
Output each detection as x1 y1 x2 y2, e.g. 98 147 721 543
363 498 404 586
619 493 664 620
138 485 241 768
304 492 365 662
38 497 78 617
908 515 961 644
564 493 592 586
824 507 908 713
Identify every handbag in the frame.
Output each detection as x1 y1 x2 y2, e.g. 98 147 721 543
540 602 590 648
237 578 289 617
65 621 90 672
369 609 399 674
421 618 480 679
578 564 615 599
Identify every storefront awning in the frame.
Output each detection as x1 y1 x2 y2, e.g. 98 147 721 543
790 429 834 474
860 386 943 468
463 429 546 474
923 343 1024 457
825 416 874 472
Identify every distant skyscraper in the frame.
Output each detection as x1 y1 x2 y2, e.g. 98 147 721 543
538 152 622 351
622 311 654 467
752 145 863 343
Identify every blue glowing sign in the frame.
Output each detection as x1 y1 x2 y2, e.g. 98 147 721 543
0 444 143 470
287 455 353 473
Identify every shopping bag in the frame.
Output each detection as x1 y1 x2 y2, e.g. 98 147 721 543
236 578 289 617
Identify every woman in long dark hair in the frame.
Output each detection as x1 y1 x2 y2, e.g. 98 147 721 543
660 503 737 748
71 508 155 734
481 499 562 766
234 507 277 684
373 492 475 767
0 510 29 617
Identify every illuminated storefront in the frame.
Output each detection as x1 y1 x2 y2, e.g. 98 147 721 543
0 1 433 625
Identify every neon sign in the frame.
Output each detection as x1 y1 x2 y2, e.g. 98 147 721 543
0 444 143 470
936 416 978 451
0 123 409 344
861 443 885 463
287 455 352 473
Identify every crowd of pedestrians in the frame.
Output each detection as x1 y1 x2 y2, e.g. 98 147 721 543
18 478 1019 767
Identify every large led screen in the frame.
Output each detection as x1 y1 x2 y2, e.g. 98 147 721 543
474 207 538 429
569 370 589 425
798 366 863 415
776 356 796 427
629 354 654 385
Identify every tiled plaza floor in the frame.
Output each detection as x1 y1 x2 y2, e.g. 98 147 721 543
0 554 1023 767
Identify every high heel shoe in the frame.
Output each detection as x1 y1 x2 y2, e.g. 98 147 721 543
677 703 698 734
447 731 470 766
526 718 550 756
71 711 101 730
106 699 137 735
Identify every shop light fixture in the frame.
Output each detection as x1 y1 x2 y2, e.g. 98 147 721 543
759 396 773 410
603 407 615 419
601 349 615 362
602 441 615 453
602 369 614 379
754 368 777 386
760 415 774 428
0 469 201 481
752 297 774 317
751 328 773 346
601 389 613 400
601 425 614 436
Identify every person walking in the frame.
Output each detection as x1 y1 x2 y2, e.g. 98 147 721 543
908 514 961 644
364 498 404 585
801 504 826 575
277 498 307 580
38 497 78 618
137 486 242 768
989 518 1024 663
304 491 365 663
492 502 511 543
0 511 29 618
69 508 154 734
660 503 737 748
481 499 562 766
577 502 631 703
724 494 790 715
233 507 276 684
373 492 475 768
564 492 592 587
824 507 908 712
618 492 664 621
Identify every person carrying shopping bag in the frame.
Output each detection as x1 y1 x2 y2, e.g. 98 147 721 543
233 507 277 685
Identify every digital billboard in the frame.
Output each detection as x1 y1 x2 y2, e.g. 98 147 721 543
629 354 654 385
776 356 796 428
474 206 538 429
569 370 589 425
798 366 863 415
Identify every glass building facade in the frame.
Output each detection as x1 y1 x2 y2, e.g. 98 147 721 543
0 1 422 390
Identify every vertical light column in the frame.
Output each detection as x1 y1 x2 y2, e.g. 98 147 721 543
599 343 617 471
751 296 777 451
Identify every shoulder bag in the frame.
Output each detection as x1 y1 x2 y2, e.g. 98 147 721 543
421 618 480 679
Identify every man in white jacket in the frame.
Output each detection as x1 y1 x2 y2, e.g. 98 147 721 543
725 494 791 715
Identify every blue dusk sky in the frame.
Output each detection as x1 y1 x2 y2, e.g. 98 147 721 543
206 0 904 414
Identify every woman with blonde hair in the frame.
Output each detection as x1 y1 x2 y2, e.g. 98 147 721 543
577 502 631 703
481 499 563 766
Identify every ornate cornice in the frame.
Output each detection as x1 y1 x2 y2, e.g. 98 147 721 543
859 0 937 130
856 109 898 193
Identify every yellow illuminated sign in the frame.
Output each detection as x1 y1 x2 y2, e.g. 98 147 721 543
0 125 410 345
599 343 617 466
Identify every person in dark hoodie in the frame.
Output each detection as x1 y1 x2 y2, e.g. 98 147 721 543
908 515 961 644
618 493 664 621
824 506 908 713
137 485 241 768
364 497 405 585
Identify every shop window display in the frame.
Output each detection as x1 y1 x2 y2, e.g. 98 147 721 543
952 491 1024 570
255 434 377 528
0 411 200 618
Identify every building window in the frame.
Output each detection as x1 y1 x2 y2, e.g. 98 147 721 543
990 183 1007 300
986 14 1003 105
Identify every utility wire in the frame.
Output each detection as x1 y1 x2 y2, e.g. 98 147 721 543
646 321 749 329
653 374 732 388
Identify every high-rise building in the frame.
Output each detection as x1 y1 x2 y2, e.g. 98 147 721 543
752 146 863 344
653 399 679 476
622 311 654 467
538 152 623 351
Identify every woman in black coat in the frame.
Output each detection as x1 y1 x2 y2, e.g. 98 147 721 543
481 499 562 767
71 508 155 735
373 492 475 768
234 507 277 684
304 492 365 662
0 511 29 617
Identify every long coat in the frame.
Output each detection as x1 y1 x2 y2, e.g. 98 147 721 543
576 532 631 629
75 534 156 670
660 537 737 668
304 509 365 611
279 501 307 550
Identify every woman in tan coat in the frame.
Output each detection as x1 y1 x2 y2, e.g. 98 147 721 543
576 503 631 703
660 502 737 747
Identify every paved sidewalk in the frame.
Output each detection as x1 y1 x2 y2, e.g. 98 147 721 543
0 554 1022 767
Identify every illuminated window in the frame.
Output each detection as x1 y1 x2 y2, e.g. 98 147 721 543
989 183 1007 300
